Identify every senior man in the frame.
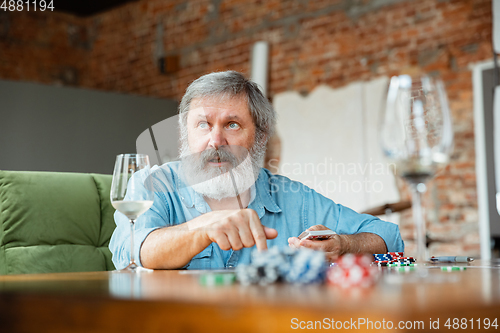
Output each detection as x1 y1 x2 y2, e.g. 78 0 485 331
109 71 404 270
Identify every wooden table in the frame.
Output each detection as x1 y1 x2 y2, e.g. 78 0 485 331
0 260 499 332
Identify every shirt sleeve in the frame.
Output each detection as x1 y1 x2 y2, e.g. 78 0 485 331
335 204 405 252
303 186 405 252
109 168 171 270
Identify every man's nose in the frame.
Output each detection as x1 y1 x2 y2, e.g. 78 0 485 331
208 126 227 149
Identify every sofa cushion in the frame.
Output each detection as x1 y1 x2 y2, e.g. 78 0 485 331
0 170 116 274
91 173 116 271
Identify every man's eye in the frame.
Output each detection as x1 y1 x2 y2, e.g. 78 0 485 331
198 122 209 129
228 123 240 129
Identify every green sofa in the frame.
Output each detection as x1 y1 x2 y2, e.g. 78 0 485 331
0 170 116 275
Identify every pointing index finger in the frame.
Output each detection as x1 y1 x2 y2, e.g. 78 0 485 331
247 210 267 251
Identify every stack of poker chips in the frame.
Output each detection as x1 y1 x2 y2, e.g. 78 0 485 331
389 256 416 267
235 247 327 286
388 252 404 261
372 253 395 266
326 254 379 288
389 252 416 266
372 252 417 267
285 248 327 284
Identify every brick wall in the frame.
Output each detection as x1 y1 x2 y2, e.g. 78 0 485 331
0 0 493 257
0 11 88 85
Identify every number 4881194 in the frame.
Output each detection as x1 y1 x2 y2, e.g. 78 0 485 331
1 1 55 11
444 318 498 330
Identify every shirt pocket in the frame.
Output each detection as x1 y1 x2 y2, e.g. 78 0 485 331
188 245 213 269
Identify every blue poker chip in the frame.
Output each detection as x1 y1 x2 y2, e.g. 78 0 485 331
236 247 327 285
285 248 327 284
373 254 393 261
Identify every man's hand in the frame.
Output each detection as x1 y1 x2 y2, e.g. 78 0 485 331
288 225 388 263
141 208 277 269
189 208 278 251
288 225 343 262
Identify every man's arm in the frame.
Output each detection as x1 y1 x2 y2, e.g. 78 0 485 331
283 181 403 262
139 220 209 269
337 232 388 254
140 209 278 269
297 184 404 257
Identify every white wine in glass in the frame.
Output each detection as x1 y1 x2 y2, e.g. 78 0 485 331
110 154 154 272
380 75 453 263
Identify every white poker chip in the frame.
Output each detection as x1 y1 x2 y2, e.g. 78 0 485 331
236 246 327 285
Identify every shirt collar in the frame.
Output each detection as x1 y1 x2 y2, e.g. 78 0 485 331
174 165 209 213
248 169 282 218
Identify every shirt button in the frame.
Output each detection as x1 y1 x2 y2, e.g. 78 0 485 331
227 264 234 268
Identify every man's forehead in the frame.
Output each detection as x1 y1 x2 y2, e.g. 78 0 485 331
187 97 251 120
189 106 240 118
190 96 247 109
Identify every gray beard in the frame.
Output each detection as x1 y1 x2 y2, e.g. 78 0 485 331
180 141 265 201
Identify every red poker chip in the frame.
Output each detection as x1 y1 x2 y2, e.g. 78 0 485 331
328 254 380 288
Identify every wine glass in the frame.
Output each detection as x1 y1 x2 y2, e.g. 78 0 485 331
380 75 453 263
111 154 154 272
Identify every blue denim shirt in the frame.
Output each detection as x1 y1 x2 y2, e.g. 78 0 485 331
109 161 404 270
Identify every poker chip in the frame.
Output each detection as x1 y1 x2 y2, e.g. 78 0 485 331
328 254 379 288
373 254 393 261
388 263 417 267
441 266 467 272
285 248 327 284
372 252 411 266
370 251 415 268
373 252 413 264
395 266 417 273
397 258 415 264
372 261 390 266
235 265 258 285
236 247 286 285
236 247 327 285
199 273 236 286
387 252 404 262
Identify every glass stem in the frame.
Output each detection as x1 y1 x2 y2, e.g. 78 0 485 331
411 184 427 263
129 219 136 266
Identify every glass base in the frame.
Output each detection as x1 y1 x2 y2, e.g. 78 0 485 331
116 261 153 273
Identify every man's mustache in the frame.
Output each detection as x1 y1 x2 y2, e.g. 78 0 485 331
142 145 255 190
197 146 243 166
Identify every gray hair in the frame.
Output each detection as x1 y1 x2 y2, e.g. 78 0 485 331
178 71 276 148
